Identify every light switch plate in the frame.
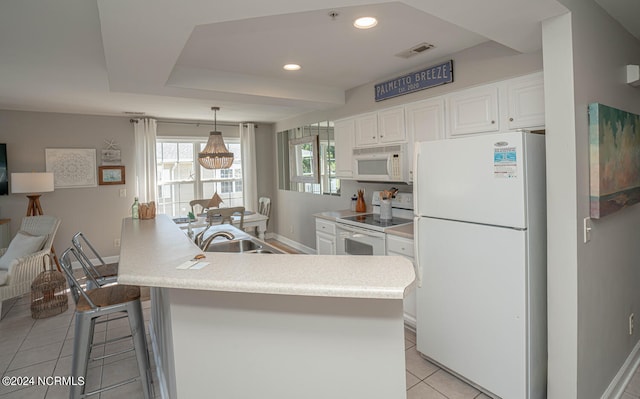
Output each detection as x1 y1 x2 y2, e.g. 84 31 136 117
119 188 126 197
583 217 592 243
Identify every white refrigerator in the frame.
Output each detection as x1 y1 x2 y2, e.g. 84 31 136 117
413 131 547 399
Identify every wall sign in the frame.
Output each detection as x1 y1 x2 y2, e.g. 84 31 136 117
375 60 453 102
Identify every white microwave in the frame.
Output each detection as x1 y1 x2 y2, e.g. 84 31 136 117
352 144 408 182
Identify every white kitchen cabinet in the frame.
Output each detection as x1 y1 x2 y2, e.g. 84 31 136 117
506 73 545 130
447 86 499 137
377 106 406 144
386 234 416 326
354 107 406 147
354 112 378 146
405 98 446 183
334 119 355 178
315 218 337 255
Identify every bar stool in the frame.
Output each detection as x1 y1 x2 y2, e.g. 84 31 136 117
71 232 118 288
59 247 152 398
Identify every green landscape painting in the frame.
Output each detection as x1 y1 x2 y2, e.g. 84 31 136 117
589 103 640 218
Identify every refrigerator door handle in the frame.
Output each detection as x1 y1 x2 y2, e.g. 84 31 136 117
413 216 422 288
413 145 421 216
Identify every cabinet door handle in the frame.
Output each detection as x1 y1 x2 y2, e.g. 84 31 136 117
491 120 495 124
509 117 514 122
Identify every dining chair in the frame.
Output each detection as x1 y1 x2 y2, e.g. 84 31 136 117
207 206 245 229
258 197 271 227
189 199 211 216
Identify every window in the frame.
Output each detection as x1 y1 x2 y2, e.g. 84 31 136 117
156 138 243 217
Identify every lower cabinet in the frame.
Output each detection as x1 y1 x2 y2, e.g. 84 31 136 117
386 235 416 326
315 218 336 255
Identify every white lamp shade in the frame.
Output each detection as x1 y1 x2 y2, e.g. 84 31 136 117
11 172 54 194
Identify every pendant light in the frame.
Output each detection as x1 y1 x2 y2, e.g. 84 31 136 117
198 106 234 169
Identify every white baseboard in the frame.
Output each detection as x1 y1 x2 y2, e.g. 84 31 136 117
404 314 417 330
601 339 640 399
270 233 315 254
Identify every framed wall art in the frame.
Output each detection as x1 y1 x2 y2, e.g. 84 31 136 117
45 148 97 189
98 165 125 185
589 103 640 218
101 149 121 165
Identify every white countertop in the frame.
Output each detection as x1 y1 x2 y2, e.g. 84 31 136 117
118 215 415 300
313 210 414 239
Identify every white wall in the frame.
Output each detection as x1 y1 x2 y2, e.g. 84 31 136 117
0 110 135 258
543 1 640 398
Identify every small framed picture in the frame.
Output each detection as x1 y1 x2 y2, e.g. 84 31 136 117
98 165 125 185
101 149 121 165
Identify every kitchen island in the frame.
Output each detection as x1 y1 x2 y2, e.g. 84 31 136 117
118 215 415 399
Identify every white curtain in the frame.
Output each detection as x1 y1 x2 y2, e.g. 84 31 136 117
133 118 157 203
240 123 257 212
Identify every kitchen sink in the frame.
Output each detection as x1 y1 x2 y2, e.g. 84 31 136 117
204 238 282 254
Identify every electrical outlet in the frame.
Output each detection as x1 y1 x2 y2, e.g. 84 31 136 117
289 225 294 234
114 238 121 248
630 313 635 335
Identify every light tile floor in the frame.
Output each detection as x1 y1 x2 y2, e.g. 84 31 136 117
3 292 640 399
0 293 158 399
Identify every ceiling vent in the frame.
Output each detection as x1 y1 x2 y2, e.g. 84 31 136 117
395 42 435 59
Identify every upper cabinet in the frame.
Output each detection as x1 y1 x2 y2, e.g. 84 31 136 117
354 107 406 147
377 106 406 143
506 73 545 130
446 72 544 137
333 72 545 181
354 112 378 146
405 98 446 183
447 86 499 137
405 98 446 144
334 118 355 178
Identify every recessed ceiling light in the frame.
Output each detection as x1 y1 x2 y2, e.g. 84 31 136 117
283 64 301 71
354 17 377 29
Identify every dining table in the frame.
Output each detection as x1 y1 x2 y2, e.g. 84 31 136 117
175 211 269 240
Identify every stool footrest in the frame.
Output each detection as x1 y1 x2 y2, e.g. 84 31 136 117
94 313 128 325
93 347 134 361
91 334 133 348
83 376 141 397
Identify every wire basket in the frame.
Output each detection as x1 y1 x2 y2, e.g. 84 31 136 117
31 253 68 319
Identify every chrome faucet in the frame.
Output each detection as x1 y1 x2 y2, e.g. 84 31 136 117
193 225 211 248
199 231 235 250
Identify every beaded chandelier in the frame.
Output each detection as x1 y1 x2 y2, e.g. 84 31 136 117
198 106 234 169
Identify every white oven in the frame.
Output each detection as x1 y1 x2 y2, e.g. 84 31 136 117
336 223 386 256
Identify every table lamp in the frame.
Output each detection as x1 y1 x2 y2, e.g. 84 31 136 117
11 172 55 216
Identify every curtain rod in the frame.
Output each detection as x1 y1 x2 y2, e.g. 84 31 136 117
130 119 258 128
